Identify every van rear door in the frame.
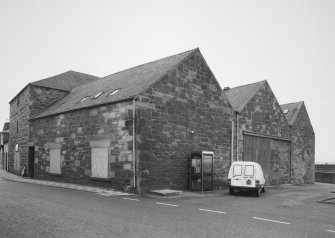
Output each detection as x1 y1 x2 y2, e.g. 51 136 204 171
231 164 243 187
242 164 255 187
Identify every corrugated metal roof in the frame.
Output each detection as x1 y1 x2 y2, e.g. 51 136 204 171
224 80 266 112
280 101 304 125
33 49 197 119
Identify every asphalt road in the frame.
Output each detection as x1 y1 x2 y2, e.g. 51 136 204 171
0 177 334 238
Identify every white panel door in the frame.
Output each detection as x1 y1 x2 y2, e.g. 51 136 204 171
91 148 108 178
50 149 61 174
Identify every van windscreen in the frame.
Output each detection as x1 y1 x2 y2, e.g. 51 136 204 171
245 165 254 176
233 165 242 176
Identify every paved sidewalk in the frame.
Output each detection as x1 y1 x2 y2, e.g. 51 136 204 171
0 170 133 196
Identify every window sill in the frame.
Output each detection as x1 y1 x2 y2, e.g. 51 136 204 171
49 173 63 177
90 177 110 182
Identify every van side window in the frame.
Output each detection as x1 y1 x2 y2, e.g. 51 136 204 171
233 165 242 176
245 165 254 176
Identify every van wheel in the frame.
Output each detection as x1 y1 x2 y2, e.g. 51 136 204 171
256 188 261 197
229 188 234 195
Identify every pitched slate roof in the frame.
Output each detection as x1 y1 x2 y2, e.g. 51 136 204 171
2 122 9 132
30 71 99 91
10 71 99 103
280 101 304 125
224 80 266 112
33 48 197 119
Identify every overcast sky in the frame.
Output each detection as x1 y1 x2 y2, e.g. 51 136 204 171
1 0 334 163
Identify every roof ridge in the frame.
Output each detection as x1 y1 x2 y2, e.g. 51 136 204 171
101 48 198 80
227 80 266 91
280 101 304 107
237 80 266 112
136 48 198 95
225 80 266 112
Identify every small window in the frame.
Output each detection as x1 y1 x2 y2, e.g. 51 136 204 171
233 165 242 176
245 165 254 176
283 109 289 114
94 92 104 99
17 96 20 106
17 121 19 133
110 89 120 96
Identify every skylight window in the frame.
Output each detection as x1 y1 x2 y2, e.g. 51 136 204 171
94 92 104 99
283 109 289 114
80 97 89 103
110 89 120 96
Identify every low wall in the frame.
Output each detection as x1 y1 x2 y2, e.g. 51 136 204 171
315 172 335 184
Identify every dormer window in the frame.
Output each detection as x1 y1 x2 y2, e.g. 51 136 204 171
94 92 104 99
110 89 120 96
283 109 289 114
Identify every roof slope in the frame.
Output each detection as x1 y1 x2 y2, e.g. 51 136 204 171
3 122 9 132
33 49 197 119
224 80 266 112
280 101 304 125
30 71 99 91
10 71 99 103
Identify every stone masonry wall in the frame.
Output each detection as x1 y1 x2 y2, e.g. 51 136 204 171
291 104 315 184
236 82 292 185
30 86 68 118
136 51 233 192
29 101 135 190
9 85 69 175
9 87 30 174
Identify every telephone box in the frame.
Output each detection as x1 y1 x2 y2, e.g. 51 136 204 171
190 151 214 192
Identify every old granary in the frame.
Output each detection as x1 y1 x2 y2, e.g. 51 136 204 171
7 48 315 193
224 81 315 185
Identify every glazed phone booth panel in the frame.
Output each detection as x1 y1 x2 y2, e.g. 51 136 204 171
190 151 214 191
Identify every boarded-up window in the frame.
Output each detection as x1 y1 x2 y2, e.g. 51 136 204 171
91 148 108 178
50 149 61 174
14 152 20 171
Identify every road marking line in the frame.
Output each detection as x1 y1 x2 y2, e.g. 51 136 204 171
253 217 290 225
198 208 226 214
155 202 179 207
122 197 140 201
327 230 335 233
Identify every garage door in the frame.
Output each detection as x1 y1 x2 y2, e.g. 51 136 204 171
243 134 291 186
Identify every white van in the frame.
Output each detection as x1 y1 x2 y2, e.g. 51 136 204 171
227 161 266 197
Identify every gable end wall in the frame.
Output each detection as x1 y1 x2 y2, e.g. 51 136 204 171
136 51 233 192
291 104 315 184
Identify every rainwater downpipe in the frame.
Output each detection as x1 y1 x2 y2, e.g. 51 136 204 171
289 125 293 184
231 120 234 164
132 97 137 188
236 112 239 161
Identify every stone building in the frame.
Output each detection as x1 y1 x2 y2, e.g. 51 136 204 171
281 102 315 184
0 122 9 171
8 71 99 176
224 81 292 185
8 49 314 192
28 48 233 193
